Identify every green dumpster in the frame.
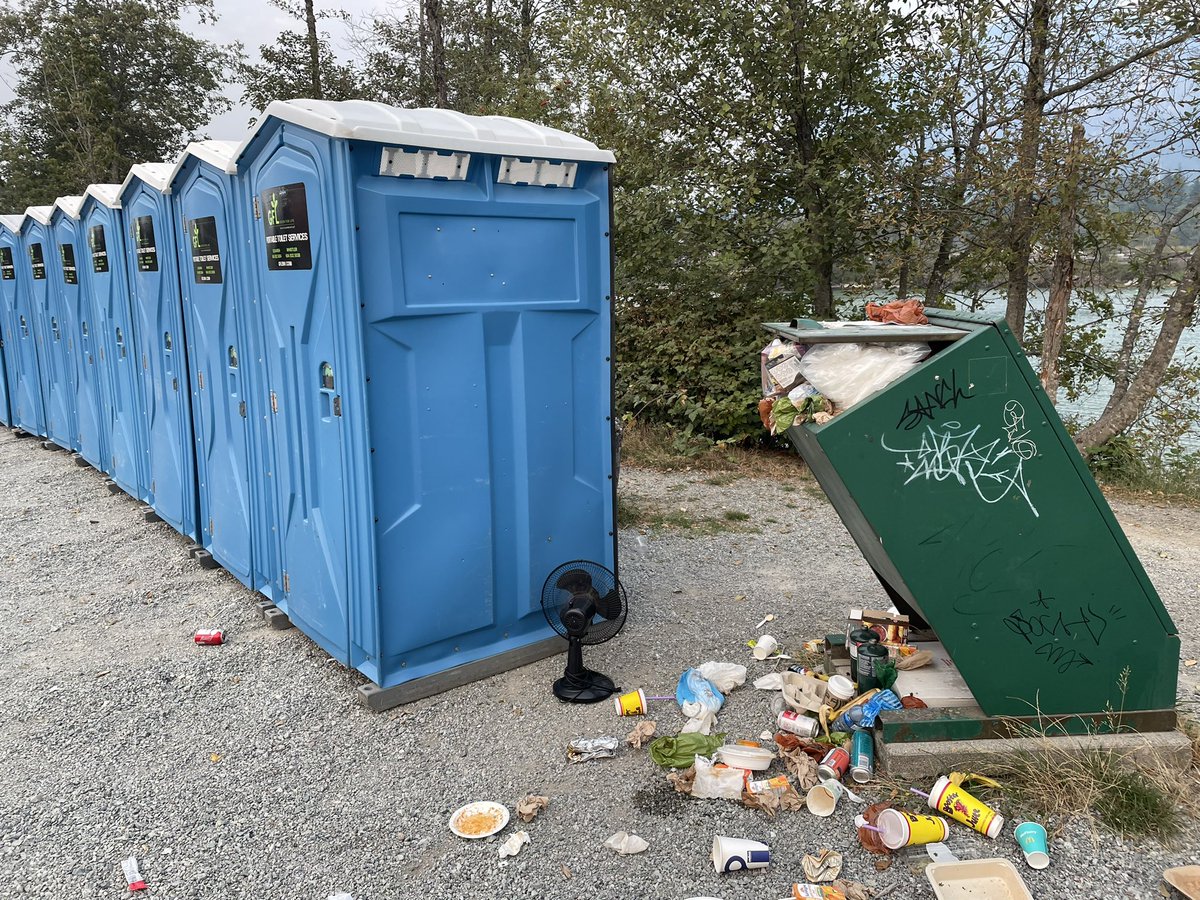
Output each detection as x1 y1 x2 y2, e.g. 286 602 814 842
764 308 1178 732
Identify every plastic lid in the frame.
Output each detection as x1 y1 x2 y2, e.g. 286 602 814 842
827 674 856 700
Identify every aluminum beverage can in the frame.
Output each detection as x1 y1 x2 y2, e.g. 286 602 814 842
777 710 819 737
193 629 224 645
848 627 876 681
850 729 874 783
817 746 851 782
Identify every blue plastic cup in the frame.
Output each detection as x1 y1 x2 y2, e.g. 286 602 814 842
1014 821 1049 869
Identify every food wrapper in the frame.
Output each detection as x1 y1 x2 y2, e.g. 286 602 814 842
566 737 619 762
626 720 657 749
122 857 146 891
792 885 847 900
516 794 549 822
498 830 529 858
802 849 843 883
603 831 649 855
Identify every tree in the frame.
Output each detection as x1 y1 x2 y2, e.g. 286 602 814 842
237 0 363 112
0 0 235 209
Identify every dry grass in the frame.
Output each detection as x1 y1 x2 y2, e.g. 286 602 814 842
616 495 758 537
619 420 811 480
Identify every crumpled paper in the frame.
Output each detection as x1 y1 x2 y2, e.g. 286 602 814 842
604 831 649 855
741 783 805 816
802 849 843 883
780 747 821 790
666 766 696 794
626 720 657 749
567 737 619 762
498 830 530 859
516 794 549 823
831 880 872 900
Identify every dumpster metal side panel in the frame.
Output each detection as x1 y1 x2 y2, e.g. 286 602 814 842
53 212 105 465
174 160 256 587
19 223 55 440
804 316 1178 717
0 223 38 432
82 203 147 497
123 182 200 540
49 214 83 451
352 150 614 689
241 126 351 662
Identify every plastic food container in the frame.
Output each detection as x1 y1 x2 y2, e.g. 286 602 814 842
925 858 1033 900
715 744 775 771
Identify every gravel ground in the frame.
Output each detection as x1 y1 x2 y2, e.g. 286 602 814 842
0 427 1197 900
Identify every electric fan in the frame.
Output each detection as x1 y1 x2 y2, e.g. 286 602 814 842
541 560 628 703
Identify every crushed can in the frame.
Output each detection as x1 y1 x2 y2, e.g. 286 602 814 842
850 729 874 783
777 710 820 738
193 629 224 645
816 746 851 782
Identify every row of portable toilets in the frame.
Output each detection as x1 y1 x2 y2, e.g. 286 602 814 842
0 99 618 708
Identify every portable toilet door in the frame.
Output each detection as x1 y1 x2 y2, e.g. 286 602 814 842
232 100 617 696
168 142 262 590
0 214 21 427
0 214 45 435
49 198 85 452
20 207 59 441
120 163 200 541
53 197 107 470
80 184 149 497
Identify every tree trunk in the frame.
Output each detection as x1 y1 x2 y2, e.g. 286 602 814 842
1005 0 1050 342
1040 121 1083 399
1074 241 1200 452
424 0 447 108
925 115 984 306
304 0 322 99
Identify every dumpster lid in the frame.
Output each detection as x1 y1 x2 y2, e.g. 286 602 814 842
234 99 617 168
119 162 175 198
763 320 969 344
52 196 85 221
0 214 25 233
166 140 239 187
82 184 122 211
23 206 52 227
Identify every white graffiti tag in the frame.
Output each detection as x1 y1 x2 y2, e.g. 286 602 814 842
1002 400 1038 459
881 421 1039 517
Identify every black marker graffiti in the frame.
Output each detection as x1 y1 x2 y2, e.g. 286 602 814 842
896 370 975 431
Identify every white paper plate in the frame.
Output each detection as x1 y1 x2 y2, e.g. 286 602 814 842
448 801 509 839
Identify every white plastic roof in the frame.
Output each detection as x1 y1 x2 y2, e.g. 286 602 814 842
53 196 85 220
166 140 241 185
83 184 122 210
120 162 175 197
23 206 53 226
234 99 616 166
0 214 22 233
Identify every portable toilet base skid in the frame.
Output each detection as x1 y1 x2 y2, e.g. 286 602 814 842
230 100 617 710
764 308 1179 745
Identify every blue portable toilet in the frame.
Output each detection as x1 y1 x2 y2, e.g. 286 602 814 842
20 207 61 442
167 141 273 591
120 162 200 539
80 184 149 497
231 100 617 706
0 214 45 435
47 198 86 452
0 214 22 428
52 196 108 470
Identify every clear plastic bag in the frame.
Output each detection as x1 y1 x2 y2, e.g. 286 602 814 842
692 754 746 800
798 342 931 409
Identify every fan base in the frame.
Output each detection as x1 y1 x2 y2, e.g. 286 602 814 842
553 669 617 703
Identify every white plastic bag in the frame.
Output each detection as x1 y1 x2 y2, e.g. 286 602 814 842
692 754 746 800
798 342 931 409
696 661 747 693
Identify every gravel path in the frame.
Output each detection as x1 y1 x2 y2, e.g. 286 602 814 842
0 428 1196 900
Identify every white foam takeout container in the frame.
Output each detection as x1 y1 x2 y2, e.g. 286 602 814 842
925 858 1034 900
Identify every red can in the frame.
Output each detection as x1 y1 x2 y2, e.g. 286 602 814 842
817 746 851 782
193 629 224 645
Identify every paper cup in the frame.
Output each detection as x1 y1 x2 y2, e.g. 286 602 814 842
1014 821 1050 869
876 808 951 849
805 778 846 817
711 835 770 872
928 775 1004 839
752 635 779 660
613 689 647 716
827 674 856 701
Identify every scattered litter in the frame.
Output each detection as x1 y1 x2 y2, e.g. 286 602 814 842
925 858 1032 900
754 672 786 690
927 775 1004 838
209 753 222 763
867 298 929 325
667 766 696 794
448 801 510 838
856 803 893 854
755 613 776 629
696 661 747 693
122 856 146 892
792 884 847 899
750 634 780 660
716 743 774 770
874 857 893 871
604 831 649 855
649 732 725 768
895 650 933 670
613 688 649 716
831 880 873 900
742 782 805 816
926 842 959 864
802 849 844 883
1186 660 1197 668
516 794 549 823
692 755 745 800
193 628 224 645
498 830 530 858
1013 822 1048 869
778 747 821 790
561 863 572 879
1164 866 1200 900
626 720 657 748
566 737 619 762
712 835 770 872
